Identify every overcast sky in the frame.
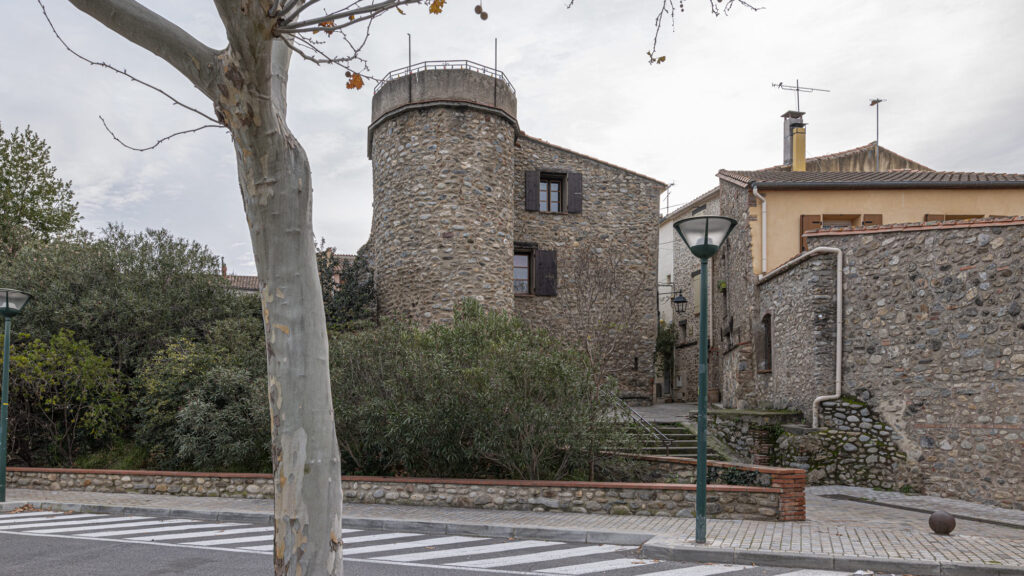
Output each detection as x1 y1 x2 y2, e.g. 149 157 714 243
4 1 1023 274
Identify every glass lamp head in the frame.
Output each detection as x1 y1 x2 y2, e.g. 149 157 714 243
672 292 688 315
673 216 738 259
0 289 32 318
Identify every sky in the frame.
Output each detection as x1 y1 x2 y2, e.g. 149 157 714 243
3 1 1023 275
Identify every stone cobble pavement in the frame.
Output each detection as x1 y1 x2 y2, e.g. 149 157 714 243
6 485 1024 574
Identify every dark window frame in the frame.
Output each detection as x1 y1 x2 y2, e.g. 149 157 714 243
539 173 566 214
758 313 773 372
513 249 533 296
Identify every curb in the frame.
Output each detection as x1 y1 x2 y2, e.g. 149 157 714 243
0 500 651 547
642 535 1024 576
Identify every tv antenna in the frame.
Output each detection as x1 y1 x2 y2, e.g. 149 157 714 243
870 98 887 171
772 79 830 111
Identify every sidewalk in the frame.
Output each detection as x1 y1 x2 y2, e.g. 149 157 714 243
4 485 1023 575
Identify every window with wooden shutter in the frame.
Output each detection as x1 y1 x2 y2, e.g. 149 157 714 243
525 171 540 211
534 250 557 296
924 213 944 222
800 214 822 251
862 214 883 227
567 172 583 213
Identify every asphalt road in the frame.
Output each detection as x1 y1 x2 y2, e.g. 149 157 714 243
0 510 903 576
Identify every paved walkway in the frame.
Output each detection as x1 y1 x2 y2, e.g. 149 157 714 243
5 485 1024 574
632 402 695 423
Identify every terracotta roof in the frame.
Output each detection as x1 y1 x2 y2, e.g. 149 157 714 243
517 132 668 188
804 216 1024 237
226 274 259 292
718 169 1024 189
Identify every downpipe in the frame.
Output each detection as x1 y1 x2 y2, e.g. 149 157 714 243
759 246 844 428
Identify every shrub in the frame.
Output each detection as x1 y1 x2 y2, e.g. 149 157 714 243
6 330 123 467
331 300 637 480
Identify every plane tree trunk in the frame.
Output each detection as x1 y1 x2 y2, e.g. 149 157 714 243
66 1 344 574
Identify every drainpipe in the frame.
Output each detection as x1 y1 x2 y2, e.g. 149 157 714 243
752 184 767 276
810 246 843 428
759 245 844 428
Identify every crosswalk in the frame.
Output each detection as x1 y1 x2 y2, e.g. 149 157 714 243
0 511 866 575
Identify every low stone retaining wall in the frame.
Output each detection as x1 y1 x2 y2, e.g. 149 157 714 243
8 460 806 521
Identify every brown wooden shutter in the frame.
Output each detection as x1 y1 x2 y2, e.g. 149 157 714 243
534 250 557 296
924 213 944 222
800 214 821 251
862 214 882 226
525 171 540 211
567 172 583 213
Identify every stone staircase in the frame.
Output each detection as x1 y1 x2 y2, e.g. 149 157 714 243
630 421 721 459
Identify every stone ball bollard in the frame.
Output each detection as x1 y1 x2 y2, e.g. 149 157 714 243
929 510 956 535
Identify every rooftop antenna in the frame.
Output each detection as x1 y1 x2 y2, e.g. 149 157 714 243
772 79 830 112
870 98 887 171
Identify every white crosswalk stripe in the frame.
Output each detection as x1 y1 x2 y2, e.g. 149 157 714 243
128 526 274 542
344 535 485 556
240 544 275 552
189 534 275 547
0 515 152 530
638 566 750 576
29 518 195 534
373 539 559 562
538 557 659 574
774 565 847 569
448 544 635 568
0 513 108 527
86 523 244 538
342 532 418 544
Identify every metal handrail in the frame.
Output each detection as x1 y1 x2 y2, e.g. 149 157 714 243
603 389 672 454
374 60 516 94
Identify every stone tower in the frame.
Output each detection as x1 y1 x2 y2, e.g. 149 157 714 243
368 63 518 322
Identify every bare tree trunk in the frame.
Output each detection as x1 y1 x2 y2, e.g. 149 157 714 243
227 43 344 576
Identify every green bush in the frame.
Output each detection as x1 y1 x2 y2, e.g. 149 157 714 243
134 316 268 470
174 366 270 473
331 300 637 480
5 330 123 467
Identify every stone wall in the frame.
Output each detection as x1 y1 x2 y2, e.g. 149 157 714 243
369 105 517 323
512 135 663 401
773 397 905 489
713 181 759 408
6 465 804 521
804 220 1024 509
755 252 838 418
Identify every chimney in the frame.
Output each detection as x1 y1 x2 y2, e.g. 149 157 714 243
781 110 806 167
791 123 806 171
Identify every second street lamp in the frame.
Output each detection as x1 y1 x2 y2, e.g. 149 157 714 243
0 288 32 503
672 216 736 544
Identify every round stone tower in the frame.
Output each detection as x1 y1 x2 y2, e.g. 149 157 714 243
368 62 518 322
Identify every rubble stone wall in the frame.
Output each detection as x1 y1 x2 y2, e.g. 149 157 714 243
512 136 663 401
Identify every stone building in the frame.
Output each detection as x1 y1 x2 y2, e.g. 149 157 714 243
367 62 666 401
658 111 930 402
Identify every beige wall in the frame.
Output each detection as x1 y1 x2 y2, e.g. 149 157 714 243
750 187 1024 273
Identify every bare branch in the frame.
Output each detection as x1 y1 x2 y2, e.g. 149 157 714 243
38 0 220 124
64 0 221 100
99 116 222 152
278 0 422 32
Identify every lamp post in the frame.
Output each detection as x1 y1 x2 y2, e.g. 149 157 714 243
672 292 688 338
0 289 32 502
672 216 736 544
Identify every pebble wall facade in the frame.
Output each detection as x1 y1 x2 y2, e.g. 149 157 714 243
369 106 517 322
368 68 665 401
710 219 1023 509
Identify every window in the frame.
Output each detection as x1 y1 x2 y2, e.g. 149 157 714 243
514 252 531 294
925 213 984 222
513 248 558 296
525 171 583 213
539 176 563 213
801 213 882 250
690 270 701 317
758 314 773 372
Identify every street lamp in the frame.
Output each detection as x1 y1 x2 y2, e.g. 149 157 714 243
672 216 736 544
672 292 688 337
0 289 32 502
